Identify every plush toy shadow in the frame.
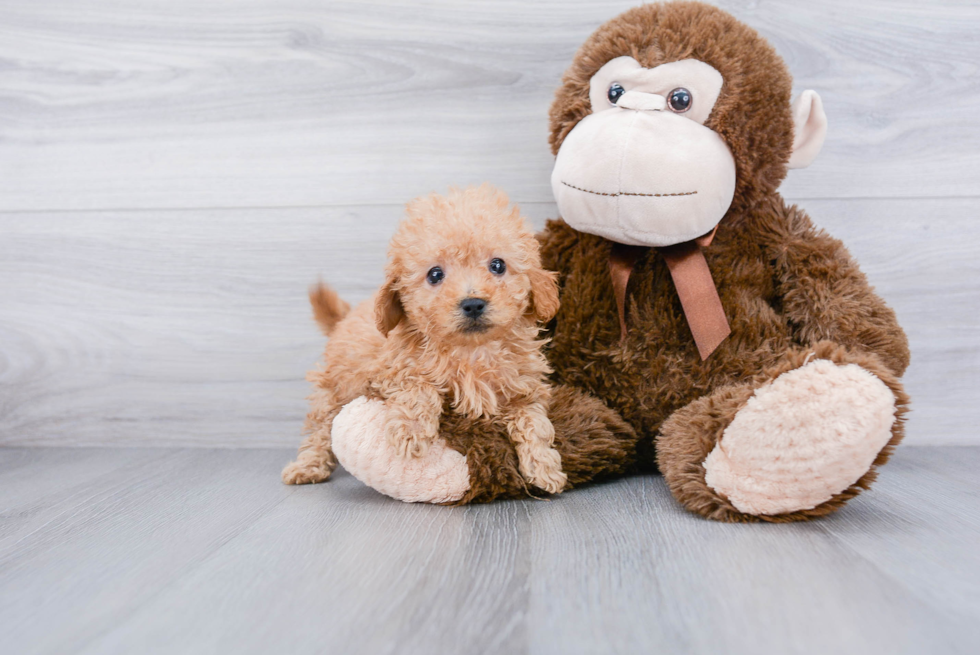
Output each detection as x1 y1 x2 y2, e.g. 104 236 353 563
332 1 910 522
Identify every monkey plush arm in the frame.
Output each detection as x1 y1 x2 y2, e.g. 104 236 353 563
767 201 910 376
329 385 638 504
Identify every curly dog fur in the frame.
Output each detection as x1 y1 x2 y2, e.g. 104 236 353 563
282 184 567 493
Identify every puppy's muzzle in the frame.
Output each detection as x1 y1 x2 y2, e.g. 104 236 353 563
459 297 490 332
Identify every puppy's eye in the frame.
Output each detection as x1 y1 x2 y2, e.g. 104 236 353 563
488 258 506 275
667 87 692 113
426 267 445 285
607 83 625 105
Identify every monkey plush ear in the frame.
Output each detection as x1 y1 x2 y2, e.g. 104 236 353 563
787 90 828 170
527 269 560 323
374 278 405 337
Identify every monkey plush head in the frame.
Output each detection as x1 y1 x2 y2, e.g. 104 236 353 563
549 1 827 247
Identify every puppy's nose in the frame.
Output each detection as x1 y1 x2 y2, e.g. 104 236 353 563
459 297 487 319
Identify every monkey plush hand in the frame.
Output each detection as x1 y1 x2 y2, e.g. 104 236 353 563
334 1 910 521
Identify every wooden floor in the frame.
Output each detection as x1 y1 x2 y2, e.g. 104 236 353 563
1 446 977 655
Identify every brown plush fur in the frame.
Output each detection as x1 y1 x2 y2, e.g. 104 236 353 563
282 185 569 493
539 197 910 464
526 2 911 521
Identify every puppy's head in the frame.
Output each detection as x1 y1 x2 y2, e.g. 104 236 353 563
376 184 559 342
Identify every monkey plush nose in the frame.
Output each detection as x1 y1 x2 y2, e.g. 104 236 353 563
617 90 667 111
459 298 487 319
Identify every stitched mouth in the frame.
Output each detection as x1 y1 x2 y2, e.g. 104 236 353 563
561 181 697 198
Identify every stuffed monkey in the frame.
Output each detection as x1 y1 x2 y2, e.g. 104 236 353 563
328 1 910 522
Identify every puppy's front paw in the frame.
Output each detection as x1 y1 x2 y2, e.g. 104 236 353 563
385 420 437 459
518 445 567 495
281 458 333 485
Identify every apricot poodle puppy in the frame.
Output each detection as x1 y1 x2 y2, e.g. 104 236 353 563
282 184 567 494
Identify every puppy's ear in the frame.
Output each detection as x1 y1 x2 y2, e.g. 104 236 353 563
375 278 405 337
527 268 560 323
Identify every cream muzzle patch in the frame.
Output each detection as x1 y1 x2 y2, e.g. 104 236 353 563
551 58 736 248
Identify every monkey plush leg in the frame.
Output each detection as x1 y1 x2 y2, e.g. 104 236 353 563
657 342 909 522
331 386 638 504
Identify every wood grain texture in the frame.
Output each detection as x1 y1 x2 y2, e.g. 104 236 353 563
0 1 978 447
0 446 977 654
1 5 976 651
0 0 977 212
1 198 977 447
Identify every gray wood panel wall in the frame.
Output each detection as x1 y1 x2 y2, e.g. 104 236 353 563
1 0 978 447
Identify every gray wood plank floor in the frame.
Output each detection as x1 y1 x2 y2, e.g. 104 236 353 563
1 446 978 655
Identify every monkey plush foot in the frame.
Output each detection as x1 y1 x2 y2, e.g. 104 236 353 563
702 359 896 516
658 343 909 522
332 397 471 503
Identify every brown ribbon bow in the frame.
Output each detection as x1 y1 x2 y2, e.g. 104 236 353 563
608 227 730 360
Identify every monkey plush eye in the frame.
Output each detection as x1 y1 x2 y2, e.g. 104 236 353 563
607 83 626 105
488 258 506 275
667 88 692 113
426 267 445 285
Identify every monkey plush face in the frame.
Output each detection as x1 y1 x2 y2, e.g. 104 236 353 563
551 56 735 247
548 2 828 248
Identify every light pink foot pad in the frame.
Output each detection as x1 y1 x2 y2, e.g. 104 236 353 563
331 397 471 504
703 360 897 516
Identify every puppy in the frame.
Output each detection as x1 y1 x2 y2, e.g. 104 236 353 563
281 184 567 494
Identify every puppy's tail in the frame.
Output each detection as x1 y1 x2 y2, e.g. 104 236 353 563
309 282 350 337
